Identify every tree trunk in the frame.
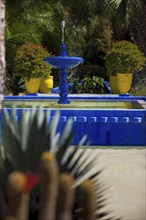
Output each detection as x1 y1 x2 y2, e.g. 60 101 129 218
0 0 5 110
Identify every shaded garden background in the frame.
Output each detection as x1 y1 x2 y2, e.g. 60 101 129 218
4 0 146 95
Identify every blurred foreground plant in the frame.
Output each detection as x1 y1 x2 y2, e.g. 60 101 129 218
0 107 121 220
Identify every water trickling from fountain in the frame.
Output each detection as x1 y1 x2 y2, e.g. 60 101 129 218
44 21 83 104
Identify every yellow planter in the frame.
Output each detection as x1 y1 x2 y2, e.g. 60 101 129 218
39 76 53 93
109 75 119 94
25 78 41 94
117 73 133 94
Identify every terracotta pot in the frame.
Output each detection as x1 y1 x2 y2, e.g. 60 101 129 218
117 73 133 94
25 78 41 94
39 76 53 93
109 75 119 94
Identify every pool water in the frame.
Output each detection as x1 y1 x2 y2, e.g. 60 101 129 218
3 100 144 109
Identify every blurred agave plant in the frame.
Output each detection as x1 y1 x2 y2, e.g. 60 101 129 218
0 107 121 220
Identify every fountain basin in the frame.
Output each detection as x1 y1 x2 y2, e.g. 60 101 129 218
44 56 83 69
1 95 146 146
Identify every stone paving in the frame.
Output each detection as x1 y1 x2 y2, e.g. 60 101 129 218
81 148 146 220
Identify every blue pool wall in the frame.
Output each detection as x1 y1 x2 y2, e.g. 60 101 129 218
1 95 146 146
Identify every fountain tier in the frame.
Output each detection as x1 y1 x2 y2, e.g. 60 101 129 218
44 55 83 69
44 43 83 104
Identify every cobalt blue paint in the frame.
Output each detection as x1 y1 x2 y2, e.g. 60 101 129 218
44 43 83 104
1 95 146 146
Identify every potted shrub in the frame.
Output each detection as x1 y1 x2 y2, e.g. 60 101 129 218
14 43 52 94
105 41 145 94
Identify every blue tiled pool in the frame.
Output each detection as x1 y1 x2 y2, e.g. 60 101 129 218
1 94 146 146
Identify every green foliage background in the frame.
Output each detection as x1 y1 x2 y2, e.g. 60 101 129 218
5 0 146 95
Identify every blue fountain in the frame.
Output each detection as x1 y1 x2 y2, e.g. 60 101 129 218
44 21 83 104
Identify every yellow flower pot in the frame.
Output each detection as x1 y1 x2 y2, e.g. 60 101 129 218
109 75 119 94
117 73 133 94
39 76 53 93
25 78 41 94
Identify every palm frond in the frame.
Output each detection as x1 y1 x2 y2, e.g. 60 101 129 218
110 0 142 27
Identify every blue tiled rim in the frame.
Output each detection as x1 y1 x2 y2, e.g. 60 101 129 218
4 94 146 101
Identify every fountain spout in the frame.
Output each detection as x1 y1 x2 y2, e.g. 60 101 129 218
60 43 67 57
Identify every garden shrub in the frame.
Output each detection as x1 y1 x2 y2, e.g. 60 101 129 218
14 43 52 80
105 41 145 74
69 75 108 94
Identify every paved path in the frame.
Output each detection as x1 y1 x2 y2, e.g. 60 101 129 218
80 148 146 220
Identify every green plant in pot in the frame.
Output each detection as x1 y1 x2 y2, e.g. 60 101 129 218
105 41 145 94
14 43 52 94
